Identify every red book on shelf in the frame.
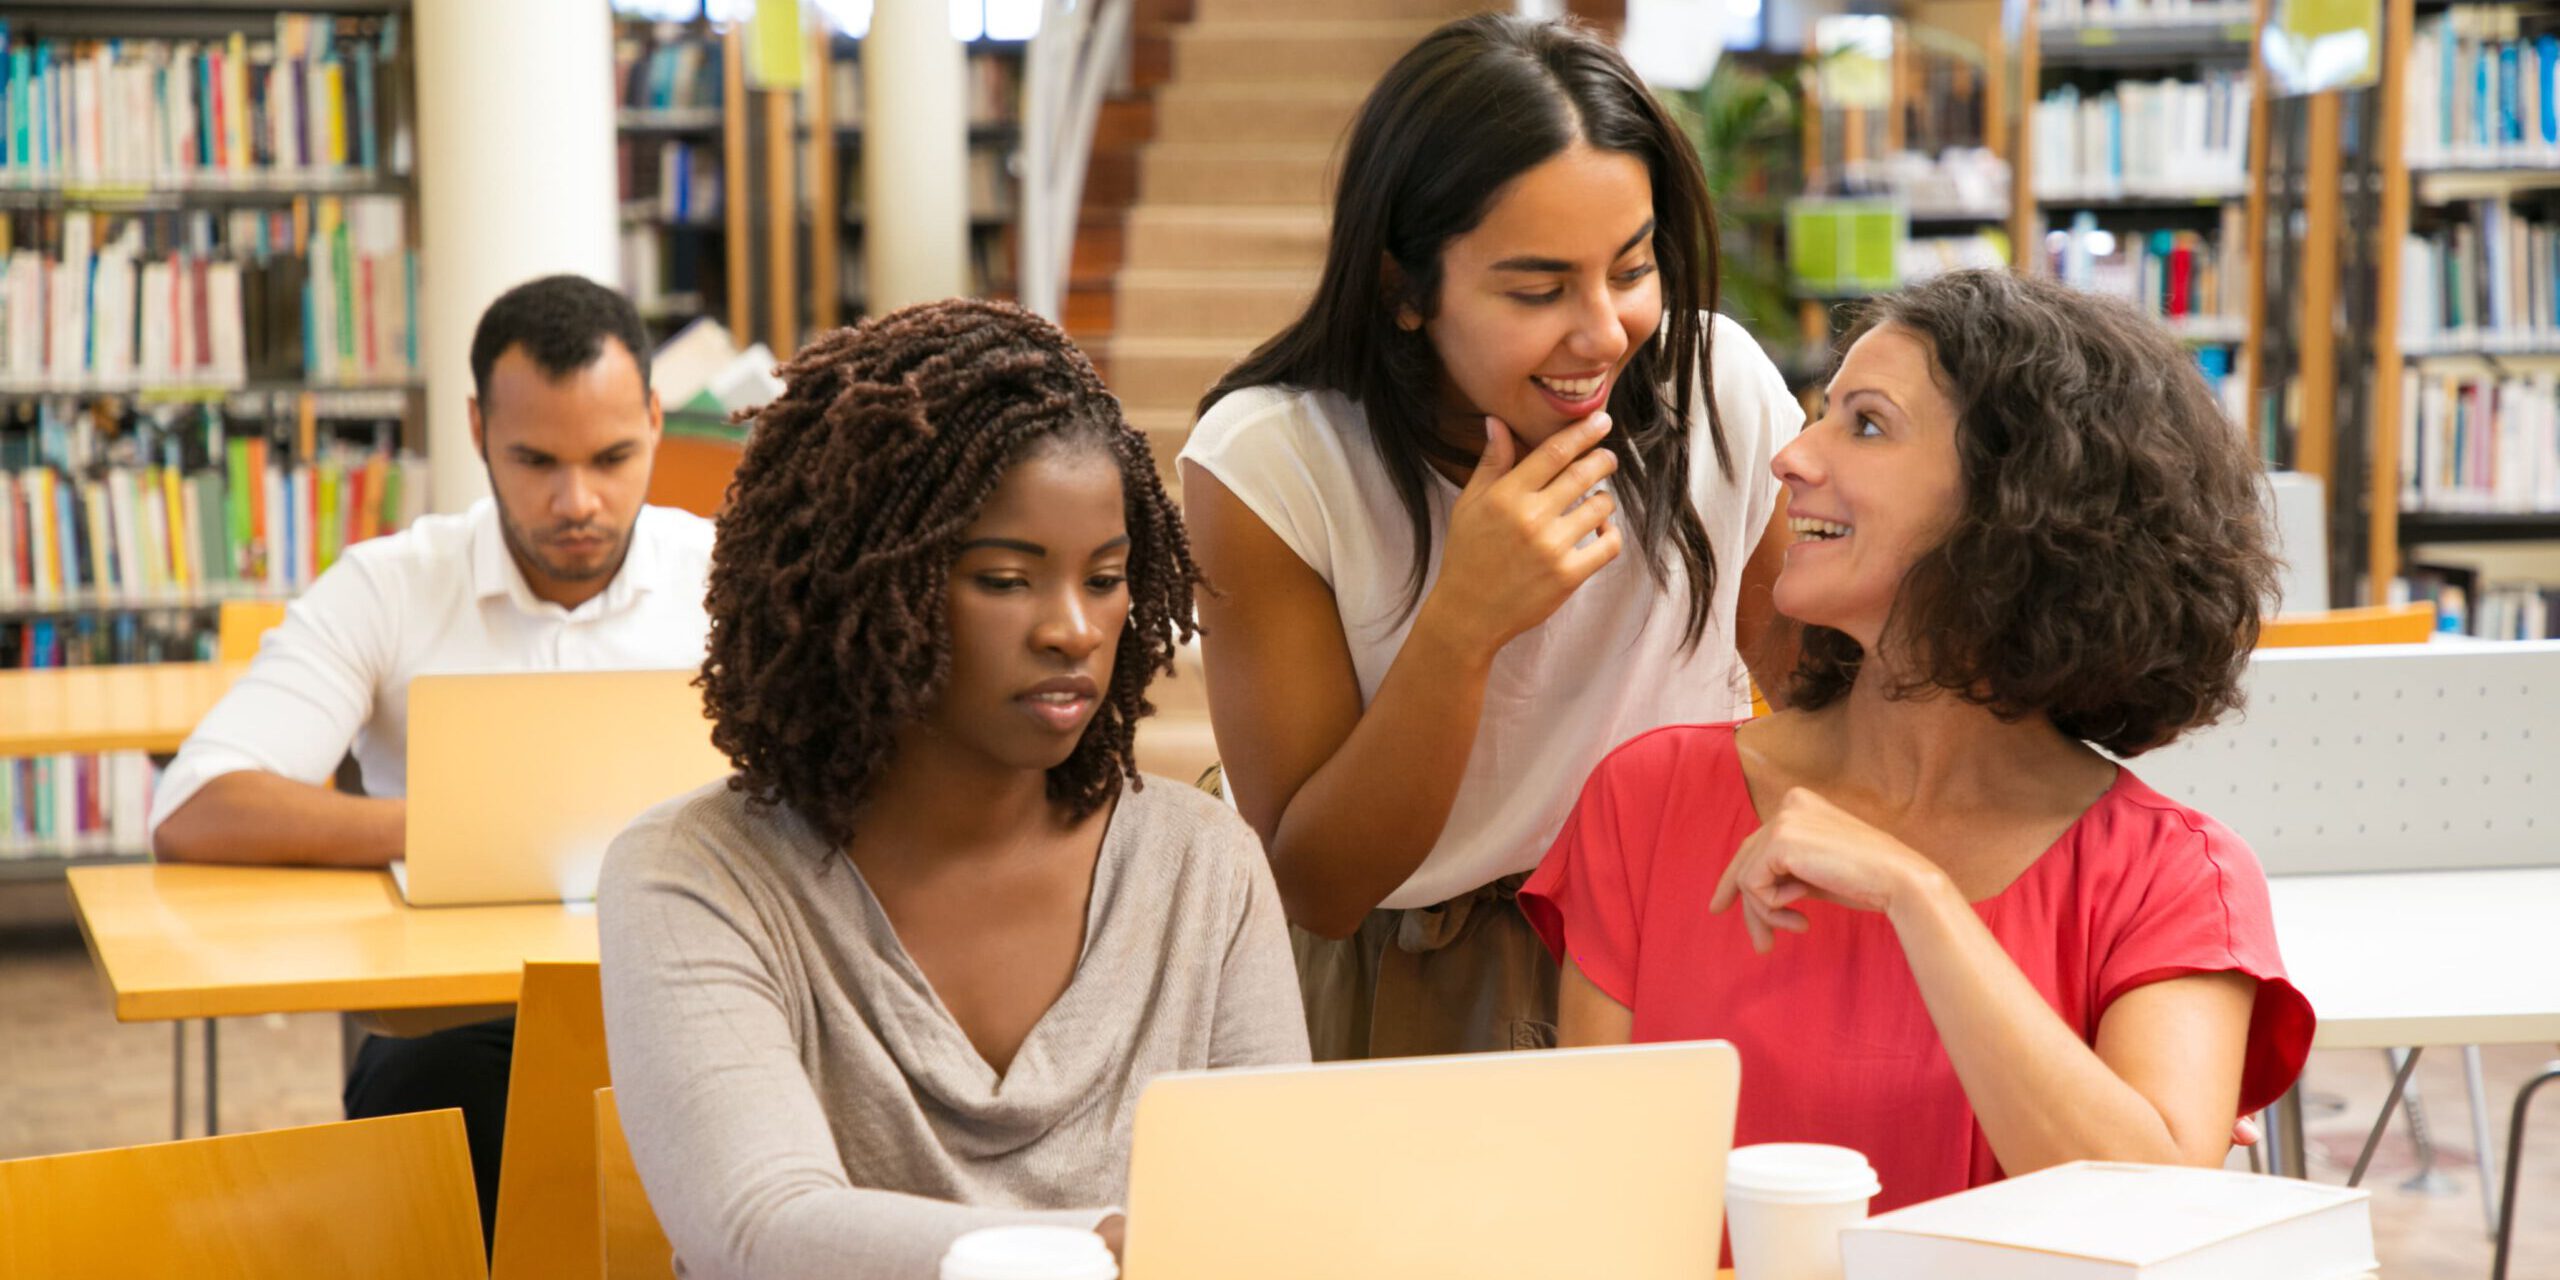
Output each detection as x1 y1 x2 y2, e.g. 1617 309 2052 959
359 255 380 376
2167 239 2194 319
209 47 230 170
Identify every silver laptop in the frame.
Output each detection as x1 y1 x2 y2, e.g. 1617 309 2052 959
1121 1041 1741 1279
391 668 731 907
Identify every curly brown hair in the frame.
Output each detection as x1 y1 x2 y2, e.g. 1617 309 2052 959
699 299 1199 846
1788 269 2278 756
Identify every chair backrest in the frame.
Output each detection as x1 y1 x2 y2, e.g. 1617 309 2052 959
215 598 289 662
2130 640 2560 876
0 1109 484 1278
491 961 612 1280
595 1088 678 1280
2259 602 2438 649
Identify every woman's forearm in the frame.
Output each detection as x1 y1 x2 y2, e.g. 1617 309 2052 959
1262 607 1494 937
1886 869 2195 1173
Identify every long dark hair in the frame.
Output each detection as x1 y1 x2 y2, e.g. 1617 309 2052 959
1198 13 1730 645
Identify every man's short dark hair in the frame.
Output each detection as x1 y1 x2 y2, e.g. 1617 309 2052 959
469 274 652 409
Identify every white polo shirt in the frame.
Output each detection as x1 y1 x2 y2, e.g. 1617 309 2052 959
147 498 718 836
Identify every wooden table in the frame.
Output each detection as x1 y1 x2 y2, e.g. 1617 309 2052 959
68 863 598 1022
0 661 244 756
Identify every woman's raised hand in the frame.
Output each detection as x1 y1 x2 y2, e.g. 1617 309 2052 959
1710 787 1949 953
1417 413 1623 662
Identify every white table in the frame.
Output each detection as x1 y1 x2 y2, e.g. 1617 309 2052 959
2270 868 2560 1052
2267 867 2560 1278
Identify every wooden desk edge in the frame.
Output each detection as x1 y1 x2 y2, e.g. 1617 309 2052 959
113 969 542 1024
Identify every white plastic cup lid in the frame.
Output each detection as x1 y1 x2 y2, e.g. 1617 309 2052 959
1725 1143 1883 1205
940 1225 1119 1280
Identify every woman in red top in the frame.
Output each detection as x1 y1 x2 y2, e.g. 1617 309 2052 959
1521 269 2315 1212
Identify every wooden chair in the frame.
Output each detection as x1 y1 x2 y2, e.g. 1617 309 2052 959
0 1109 484 1278
2258 601 2437 648
489 961 613 1280
214 598 289 663
595 1087 678 1280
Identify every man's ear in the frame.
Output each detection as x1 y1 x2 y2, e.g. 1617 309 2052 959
468 395 487 458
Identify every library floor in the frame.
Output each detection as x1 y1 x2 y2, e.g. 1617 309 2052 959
3 891 2555 1277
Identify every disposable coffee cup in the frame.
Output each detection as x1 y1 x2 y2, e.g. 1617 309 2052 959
940 1225 1119 1280
1724 1143 1881 1280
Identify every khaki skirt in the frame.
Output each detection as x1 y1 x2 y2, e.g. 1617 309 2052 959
1289 872 1560 1061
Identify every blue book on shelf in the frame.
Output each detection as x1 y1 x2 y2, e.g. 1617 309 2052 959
2539 36 2558 145
2477 41 2493 148
2500 44 2523 144
352 50 377 170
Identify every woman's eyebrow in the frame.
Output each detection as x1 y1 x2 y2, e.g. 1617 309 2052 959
1489 219 1658 273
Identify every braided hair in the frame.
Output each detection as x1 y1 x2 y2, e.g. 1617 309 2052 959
699 298 1199 847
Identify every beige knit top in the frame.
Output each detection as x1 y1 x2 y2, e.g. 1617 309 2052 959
598 776 1311 1280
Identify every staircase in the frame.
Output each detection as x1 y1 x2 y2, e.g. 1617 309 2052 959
1103 0 1488 784
1085 0 1490 493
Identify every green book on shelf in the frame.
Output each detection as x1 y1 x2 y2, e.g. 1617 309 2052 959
316 458 342 572
1786 197 1902 297
193 471 231 585
225 438 254 576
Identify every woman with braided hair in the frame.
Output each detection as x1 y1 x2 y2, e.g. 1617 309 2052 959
597 299 1309 1280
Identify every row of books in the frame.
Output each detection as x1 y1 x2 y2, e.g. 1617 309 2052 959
0 197 413 389
2045 207 2250 334
4 448 427 606
2396 368 2560 513
2406 5 2560 170
615 25 721 115
5 607 217 667
825 49 1020 129
2467 581 2560 638
0 751 151 860
2035 0 2254 28
621 139 722 224
2032 74 2251 199
620 223 719 323
0 15 402 186
2397 200 2560 351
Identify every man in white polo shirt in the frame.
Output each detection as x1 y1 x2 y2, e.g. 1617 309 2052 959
150 273 717 1247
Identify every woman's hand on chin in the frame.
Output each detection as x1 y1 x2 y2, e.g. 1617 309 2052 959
1709 787 1951 952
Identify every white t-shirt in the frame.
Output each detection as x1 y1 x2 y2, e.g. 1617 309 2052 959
1178 313 1803 909
148 498 717 836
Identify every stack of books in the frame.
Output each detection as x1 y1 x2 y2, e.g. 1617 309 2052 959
2405 4 2560 169
0 750 152 863
0 14 402 186
0 397 427 610
2397 365 2560 513
2033 74 2253 200
2397 199 2560 353
0 198 414 390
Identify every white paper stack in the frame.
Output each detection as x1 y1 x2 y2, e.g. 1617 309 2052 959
1841 1162 2375 1280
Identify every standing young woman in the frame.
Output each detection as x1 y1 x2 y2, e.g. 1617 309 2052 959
1180 14 1803 1058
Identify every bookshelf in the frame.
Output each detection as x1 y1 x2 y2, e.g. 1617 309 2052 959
2011 0 2263 423
2345 0 2560 633
0 0 427 877
612 7 1025 345
1791 16 2011 376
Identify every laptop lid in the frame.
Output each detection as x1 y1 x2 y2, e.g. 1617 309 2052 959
398 668 731 907
1121 1041 1739 1279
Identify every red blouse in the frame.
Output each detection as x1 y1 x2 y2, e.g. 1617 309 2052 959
1521 722 2315 1213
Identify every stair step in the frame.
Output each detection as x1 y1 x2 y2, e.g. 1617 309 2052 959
1141 142 1335 206
1152 82 1369 145
1194 0 1483 19
1115 267 1318 339
1104 336 1260 415
1173 21 1443 84
1125 205 1331 270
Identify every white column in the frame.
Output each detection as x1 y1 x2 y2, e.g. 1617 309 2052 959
414 0 619 514
864 0 970 313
